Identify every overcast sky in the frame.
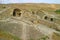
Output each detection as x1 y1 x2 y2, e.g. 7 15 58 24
0 0 60 4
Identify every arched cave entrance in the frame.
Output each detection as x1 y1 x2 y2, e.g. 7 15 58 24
44 16 48 20
50 18 53 21
13 8 21 17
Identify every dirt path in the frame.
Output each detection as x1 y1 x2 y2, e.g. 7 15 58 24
22 23 27 40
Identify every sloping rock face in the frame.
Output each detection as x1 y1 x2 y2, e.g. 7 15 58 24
0 19 45 40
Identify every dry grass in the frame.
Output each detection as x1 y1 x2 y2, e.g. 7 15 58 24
0 30 20 40
52 32 60 40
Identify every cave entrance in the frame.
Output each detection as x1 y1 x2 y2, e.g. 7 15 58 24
50 18 53 21
13 8 21 17
44 16 48 19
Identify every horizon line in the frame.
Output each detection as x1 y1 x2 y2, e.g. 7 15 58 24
0 2 60 4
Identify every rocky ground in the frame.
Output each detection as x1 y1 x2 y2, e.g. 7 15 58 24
0 4 60 40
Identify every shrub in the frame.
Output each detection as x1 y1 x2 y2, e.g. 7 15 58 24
55 9 60 14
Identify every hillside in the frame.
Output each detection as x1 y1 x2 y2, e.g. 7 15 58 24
0 3 60 40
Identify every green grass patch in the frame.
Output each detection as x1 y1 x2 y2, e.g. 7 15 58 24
55 9 60 14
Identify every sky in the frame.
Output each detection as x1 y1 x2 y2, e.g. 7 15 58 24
0 0 60 4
